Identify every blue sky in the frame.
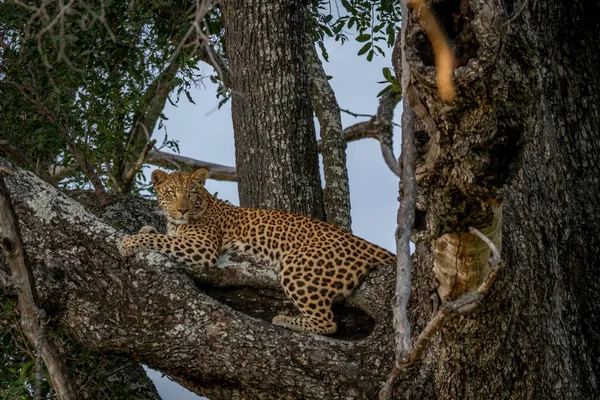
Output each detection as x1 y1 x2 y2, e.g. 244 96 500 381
147 36 402 399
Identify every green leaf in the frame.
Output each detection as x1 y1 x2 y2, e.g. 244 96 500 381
366 49 374 62
323 14 333 24
382 67 393 82
185 90 196 105
356 34 371 42
19 361 34 380
357 41 371 56
377 84 393 97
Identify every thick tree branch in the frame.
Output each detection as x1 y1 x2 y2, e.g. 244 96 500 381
0 160 401 399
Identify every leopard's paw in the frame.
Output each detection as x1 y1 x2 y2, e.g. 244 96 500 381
137 225 158 235
118 236 137 258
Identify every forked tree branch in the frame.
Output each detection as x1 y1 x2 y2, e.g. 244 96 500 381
320 91 401 178
380 227 505 399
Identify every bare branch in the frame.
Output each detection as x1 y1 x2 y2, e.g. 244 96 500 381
392 96 417 365
0 164 77 400
47 163 78 181
146 149 237 181
380 224 506 399
320 92 401 178
469 226 501 267
124 139 157 181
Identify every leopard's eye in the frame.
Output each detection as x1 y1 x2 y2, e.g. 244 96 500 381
165 190 175 198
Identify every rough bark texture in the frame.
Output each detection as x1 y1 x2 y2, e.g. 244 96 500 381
394 0 600 398
222 0 325 219
305 30 352 231
0 161 405 399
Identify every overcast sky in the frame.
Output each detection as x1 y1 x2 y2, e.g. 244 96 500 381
146 36 402 400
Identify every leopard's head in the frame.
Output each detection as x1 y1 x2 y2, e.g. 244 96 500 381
151 169 210 225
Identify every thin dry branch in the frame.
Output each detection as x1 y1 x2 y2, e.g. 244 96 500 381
146 149 238 181
380 226 505 398
320 92 401 177
305 29 351 231
124 139 157 181
391 96 418 366
0 165 77 400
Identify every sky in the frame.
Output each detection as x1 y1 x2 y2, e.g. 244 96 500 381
146 36 402 400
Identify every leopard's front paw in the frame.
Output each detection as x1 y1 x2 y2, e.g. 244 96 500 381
137 225 158 235
118 236 137 258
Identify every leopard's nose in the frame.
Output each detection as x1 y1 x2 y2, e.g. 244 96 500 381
178 208 189 216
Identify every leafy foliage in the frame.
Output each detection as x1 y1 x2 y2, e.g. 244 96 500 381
309 0 401 61
0 294 53 399
0 0 206 192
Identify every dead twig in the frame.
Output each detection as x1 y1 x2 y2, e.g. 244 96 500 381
124 139 157 181
380 225 505 398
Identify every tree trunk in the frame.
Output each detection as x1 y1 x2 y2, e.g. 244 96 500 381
1 1 598 400
221 0 325 220
396 1 600 398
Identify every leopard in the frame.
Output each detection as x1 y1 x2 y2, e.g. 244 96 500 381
119 168 396 334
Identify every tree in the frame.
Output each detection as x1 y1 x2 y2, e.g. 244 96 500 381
2 1 599 399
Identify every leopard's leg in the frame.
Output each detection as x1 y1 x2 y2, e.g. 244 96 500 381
119 233 219 268
272 256 338 334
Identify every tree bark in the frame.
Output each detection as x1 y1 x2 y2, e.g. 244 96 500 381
394 1 600 398
0 161 402 399
305 29 352 231
221 0 325 219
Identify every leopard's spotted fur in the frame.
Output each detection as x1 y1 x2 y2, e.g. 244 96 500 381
119 169 395 334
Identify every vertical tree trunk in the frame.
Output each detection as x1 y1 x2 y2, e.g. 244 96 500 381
305 30 352 231
222 0 325 219
399 1 600 398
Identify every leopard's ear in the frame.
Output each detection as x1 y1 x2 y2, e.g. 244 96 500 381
151 170 169 186
191 168 209 186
